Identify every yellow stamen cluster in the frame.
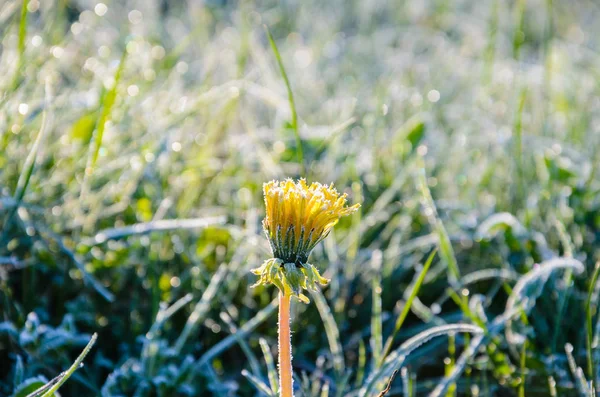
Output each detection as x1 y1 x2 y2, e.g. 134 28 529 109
251 179 360 302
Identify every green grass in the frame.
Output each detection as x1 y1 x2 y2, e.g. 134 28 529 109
2 0 600 396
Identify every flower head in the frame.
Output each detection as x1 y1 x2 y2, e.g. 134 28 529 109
251 178 360 302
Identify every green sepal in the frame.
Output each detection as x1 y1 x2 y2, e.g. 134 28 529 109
282 262 304 296
250 258 329 304
301 263 329 290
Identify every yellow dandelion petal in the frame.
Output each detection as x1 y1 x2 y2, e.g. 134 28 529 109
254 178 360 302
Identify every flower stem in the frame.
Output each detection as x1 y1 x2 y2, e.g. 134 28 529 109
278 292 294 397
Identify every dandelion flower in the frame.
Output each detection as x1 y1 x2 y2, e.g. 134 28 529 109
252 178 360 303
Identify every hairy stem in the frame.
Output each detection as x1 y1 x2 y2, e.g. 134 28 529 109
279 292 293 397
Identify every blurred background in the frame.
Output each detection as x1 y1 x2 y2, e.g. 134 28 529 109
1 0 600 395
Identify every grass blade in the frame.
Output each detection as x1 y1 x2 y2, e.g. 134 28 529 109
505 257 585 356
380 249 437 365
587 262 600 385
37 226 115 302
260 338 279 394
221 311 262 377
242 369 274 397
364 324 482 397
566 343 590 396
174 265 228 354
518 340 527 397
10 80 51 217
321 381 330 397
550 218 575 353
429 331 486 397
512 0 526 60
80 49 127 199
371 250 383 367
29 333 97 397
142 293 194 374
310 288 345 379
355 339 367 387
416 166 460 285
82 216 227 245
513 88 526 209
401 367 411 397
11 0 28 89
191 299 278 376
264 25 304 175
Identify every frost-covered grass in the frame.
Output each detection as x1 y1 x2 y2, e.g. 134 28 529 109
2 0 600 396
